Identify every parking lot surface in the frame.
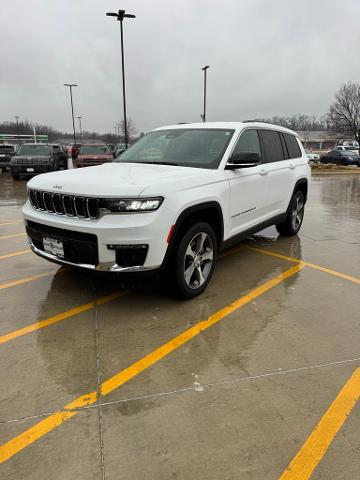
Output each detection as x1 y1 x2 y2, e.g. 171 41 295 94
0 172 359 479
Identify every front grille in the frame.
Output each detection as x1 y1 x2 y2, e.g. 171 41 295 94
28 189 99 219
16 158 49 165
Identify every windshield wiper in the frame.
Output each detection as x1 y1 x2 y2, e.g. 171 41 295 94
123 161 180 166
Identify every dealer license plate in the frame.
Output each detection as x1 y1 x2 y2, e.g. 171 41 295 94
43 237 64 258
26 167 34 172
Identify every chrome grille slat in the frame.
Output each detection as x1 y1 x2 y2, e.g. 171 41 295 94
28 189 99 219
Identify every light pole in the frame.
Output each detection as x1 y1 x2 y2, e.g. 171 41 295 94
106 9 135 149
14 116 20 144
77 116 82 142
64 83 78 144
201 65 210 122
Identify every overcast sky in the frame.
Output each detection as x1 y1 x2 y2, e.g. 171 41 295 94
1 0 360 134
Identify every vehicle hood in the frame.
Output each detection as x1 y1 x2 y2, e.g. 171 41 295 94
26 162 222 197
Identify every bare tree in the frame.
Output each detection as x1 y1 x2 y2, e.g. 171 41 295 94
118 118 138 144
327 82 360 144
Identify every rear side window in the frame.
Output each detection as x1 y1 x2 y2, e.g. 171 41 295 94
260 130 285 163
232 129 262 160
283 133 302 159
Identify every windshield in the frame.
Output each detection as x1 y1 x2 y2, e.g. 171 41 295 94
0 145 14 154
115 128 234 169
80 145 111 155
18 144 50 156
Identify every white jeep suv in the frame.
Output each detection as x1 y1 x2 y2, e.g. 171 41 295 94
23 122 310 298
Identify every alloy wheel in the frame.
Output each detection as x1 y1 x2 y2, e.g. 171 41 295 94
183 232 214 289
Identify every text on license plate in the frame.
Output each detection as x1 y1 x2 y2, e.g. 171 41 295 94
43 237 64 258
26 168 34 172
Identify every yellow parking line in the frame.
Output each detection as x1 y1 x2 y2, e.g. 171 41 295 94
0 263 304 464
0 233 26 240
247 246 360 285
279 367 360 479
0 291 126 345
0 221 22 226
0 249 30 261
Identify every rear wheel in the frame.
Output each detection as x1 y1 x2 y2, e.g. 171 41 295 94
276 191 305 236
12 173 20 180
171 222 217 299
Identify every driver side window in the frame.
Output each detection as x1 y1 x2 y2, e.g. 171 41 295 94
232 129 262 160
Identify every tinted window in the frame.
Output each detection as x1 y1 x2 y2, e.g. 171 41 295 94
283 133 302 159
232 129 261 160
260 130 285 163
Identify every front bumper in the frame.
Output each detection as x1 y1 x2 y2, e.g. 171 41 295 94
23 200 174 272
29 242 156 272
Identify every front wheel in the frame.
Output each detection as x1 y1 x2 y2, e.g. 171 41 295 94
276 191 305 236
171 222 217 299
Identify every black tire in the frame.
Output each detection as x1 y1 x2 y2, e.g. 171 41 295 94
276 191 305 236
12 173 20 180
170 222 217 299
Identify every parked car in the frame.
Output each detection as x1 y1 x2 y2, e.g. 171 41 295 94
305 150 320 162
320 150 360 167
23 122 310 298
0 144 16 172
73 144 113 168
50 144 68 169
11 143 68 179
333 145 359 154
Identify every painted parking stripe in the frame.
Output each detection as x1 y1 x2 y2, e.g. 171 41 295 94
279 367 360 479
247 246 360 285
0 291 126 345
0 249 30 261
0 269 66 291
0 233 26 240
0 264 304 464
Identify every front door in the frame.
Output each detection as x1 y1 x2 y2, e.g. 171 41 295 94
226 129 269 237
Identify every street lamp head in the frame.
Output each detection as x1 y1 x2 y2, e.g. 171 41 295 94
106 10 136 21
202 65 210 71
64 83 78 87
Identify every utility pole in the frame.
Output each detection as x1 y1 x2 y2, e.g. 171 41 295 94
64 83 78 144
201 66 210 122
14 116 20 144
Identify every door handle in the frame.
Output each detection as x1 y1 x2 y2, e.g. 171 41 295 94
259 168 268 176
289 163 295 169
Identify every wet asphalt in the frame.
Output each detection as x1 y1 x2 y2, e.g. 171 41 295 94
0 171 359 479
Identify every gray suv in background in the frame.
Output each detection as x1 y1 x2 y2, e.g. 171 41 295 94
11 143 68 179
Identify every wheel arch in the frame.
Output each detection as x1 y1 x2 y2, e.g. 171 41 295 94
167 201 224 259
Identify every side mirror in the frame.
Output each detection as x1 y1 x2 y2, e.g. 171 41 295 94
226 152 261 169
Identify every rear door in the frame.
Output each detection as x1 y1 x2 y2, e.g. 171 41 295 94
259 129 299 217
226 128 270 237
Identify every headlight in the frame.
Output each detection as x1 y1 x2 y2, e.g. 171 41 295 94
100 197 163 213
